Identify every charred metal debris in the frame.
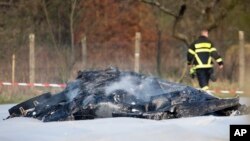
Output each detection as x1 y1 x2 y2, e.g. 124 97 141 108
7 67 250 122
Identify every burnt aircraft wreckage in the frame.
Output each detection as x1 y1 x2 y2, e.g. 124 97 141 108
7 67 249 122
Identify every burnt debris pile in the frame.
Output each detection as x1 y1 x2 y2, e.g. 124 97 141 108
7 67 250 122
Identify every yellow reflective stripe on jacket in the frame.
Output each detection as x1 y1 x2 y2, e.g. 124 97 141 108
188 49 196 55
188 48 202 65
202 86 209 91
194 54 203 65
208 57 212 64
210 47 217 52
195 48 210 53
194 43 211 49
194 64 213 69
189 42 215 69
216 58 223 62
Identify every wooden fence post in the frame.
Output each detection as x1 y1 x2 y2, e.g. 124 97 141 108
81 35 87 68
12 54 15 83
29 33 35 83
134 32 141 73
238 31 245 89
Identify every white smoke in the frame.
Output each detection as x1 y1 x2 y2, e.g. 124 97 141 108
65 80 81 101
66 87 80 101
105 74 166 102
105 75 137 95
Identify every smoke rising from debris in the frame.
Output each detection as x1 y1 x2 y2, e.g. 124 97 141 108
65 80 82 101
105 74 165 102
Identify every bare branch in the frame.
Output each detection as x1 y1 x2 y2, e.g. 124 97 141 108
210 0 220 8
0 2 10 6
0 0 12 7
172 18 190 46
138 0 178 17
172 3 190 46
206 0 237 31
178 4 186 17
138 0 189 45
41 0 58 49
138 0 236 45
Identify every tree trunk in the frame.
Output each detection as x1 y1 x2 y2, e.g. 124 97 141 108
156 30 162 77
70 0 77 66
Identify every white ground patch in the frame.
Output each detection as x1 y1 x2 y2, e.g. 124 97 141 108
0 97 249 141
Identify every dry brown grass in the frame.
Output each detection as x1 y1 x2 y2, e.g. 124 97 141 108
0 86 63 104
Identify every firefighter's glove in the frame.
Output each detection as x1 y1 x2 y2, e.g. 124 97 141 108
189 67 196 79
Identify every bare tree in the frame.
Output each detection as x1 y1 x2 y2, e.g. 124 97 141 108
137 0 238 81
70 0 78 65
138 0 238 46
42 0 58 49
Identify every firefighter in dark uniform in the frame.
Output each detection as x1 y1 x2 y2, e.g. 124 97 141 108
187 29 223 91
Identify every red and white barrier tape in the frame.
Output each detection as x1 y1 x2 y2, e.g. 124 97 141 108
0 82 66 88
0 81 245 94
207 90 244 94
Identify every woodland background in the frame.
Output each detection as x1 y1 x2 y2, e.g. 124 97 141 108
0 0 250 102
